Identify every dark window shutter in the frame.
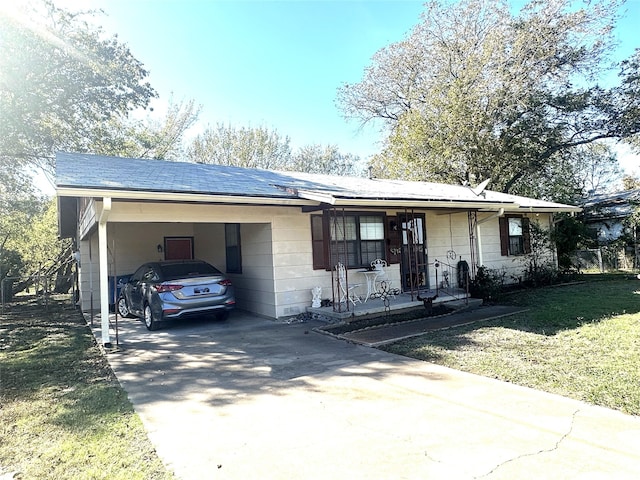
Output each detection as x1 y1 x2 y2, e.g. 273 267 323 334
311 215 326 270
225 225 242 273
522 217 531 254
386 217 401 264
499 216 509 256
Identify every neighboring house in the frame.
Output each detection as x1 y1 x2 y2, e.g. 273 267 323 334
581 189 640 244
578 189 640 271
56 152 580 345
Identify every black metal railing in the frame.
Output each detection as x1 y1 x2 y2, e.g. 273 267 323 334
431 258 470 302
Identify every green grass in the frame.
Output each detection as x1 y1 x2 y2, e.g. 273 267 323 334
0 297 174 479
381 277 640 415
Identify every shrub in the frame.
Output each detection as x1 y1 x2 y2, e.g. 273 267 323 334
469 266 506 302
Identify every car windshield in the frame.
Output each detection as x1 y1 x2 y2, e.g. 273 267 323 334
159 262 221 280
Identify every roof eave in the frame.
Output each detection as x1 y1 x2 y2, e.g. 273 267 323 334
55 186 313 206
56 186 581 213
511 206 583 213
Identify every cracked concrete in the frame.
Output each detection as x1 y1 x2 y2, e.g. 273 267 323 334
95 312 640 479
477 408 581 478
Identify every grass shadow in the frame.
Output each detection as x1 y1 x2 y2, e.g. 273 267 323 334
1 297 172 479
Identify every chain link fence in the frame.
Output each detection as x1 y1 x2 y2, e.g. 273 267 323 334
573 246 639 273
1 274 76 314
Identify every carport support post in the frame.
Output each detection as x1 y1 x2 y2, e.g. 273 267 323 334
99 198 112 347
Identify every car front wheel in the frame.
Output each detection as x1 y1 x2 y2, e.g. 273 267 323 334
144 303 160 331
117 297 133 318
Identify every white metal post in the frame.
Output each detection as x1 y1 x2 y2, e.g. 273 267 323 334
98 198 112 346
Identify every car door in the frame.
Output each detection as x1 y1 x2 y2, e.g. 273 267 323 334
139 265 160 305
127 265 149 314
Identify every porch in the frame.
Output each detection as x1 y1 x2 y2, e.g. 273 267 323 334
306 289 480 322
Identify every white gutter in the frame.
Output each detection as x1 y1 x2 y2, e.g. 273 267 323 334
329 198 519 210
56 187 317 206
330 198 580 213
295 189 336 205
98 197 111 347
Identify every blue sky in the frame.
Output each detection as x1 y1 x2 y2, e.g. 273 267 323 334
87 0 426 159
66 0 640 170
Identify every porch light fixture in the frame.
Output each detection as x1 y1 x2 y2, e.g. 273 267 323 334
157 244 163 253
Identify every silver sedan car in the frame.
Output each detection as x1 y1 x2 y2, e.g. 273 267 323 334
117 260 236 330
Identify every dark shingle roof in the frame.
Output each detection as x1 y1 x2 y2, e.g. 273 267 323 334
581 189 640 221
56 152 318 198
55 152 580 212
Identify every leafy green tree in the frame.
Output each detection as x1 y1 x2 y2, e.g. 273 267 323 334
89 97 201 162
0 0 157 179
622 174 640 190
552 213 597 269
187 124 363 175
610 48 640 140
507 143 622 202
0 169 43 281
1 1 198 293
0 188 72 293
188 123 293 169
18 199 68 274
339 0 634 197
288 144 361 176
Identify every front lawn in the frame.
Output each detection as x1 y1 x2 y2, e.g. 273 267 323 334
0 296 174 479
381 277 640 415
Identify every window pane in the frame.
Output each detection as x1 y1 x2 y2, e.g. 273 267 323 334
360 216 384 240
361 240 385 265
160 262 220 279
402 218 424 244
508 218 522 236
330 216 357 240
330 241 357 266
509 236 524 255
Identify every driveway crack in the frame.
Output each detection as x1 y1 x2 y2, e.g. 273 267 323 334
475 408 580 479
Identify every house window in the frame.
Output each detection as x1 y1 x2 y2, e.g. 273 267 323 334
508 218 524 255
225 224 242 273
499 216 531 256
312 212 386 269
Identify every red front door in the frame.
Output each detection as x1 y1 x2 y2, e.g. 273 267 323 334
164 237 194 260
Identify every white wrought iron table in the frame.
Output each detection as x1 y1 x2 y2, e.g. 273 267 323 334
359 270 380 302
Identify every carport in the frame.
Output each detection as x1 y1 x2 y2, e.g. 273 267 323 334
56 152 321 346
60 197 281 346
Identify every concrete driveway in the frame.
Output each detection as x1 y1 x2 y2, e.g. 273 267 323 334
97 312 640 480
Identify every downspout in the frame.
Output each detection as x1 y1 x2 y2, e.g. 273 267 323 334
98 198 112 347
476 208 505 266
